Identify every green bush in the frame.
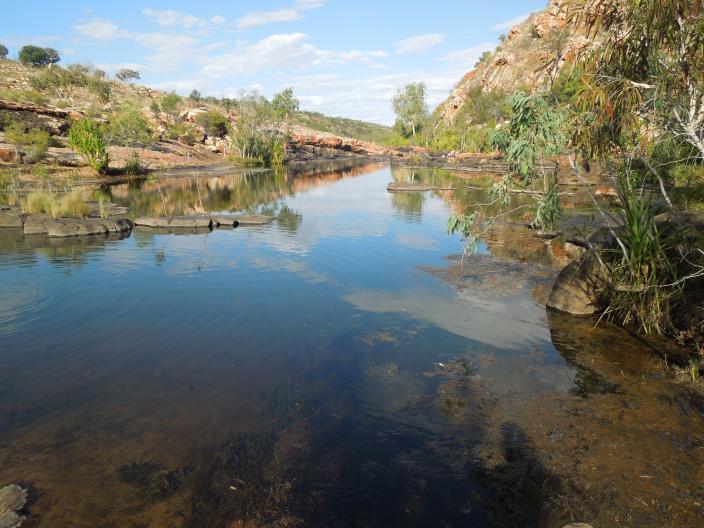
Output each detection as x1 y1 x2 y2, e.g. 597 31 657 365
164 122 199 143
124 151 146 176
0 44 8 59
4 122 50 163
669 164 704 187
29 67 86 99
195 110 229 138
160 92 182 123
19 45 60 67
87 78 111 103
104 107 154 147
68 118 110 174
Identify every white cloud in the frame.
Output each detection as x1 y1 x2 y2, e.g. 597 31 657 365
202 33 387 77
142 9 207 28
211 15 226 25
395 33 445 55
436 42 496 65
74 19 132 40
491 13 530 31
236 0 326 30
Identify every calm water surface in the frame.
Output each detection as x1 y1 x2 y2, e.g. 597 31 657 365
1 162 703 527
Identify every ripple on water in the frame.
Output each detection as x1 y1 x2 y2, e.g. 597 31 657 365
0 283 49 339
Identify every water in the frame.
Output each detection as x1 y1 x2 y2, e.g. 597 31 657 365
1 162 703 527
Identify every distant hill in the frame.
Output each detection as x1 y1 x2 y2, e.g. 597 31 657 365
290 111 392 145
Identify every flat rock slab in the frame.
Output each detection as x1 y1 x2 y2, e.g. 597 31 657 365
387 182 438 192
233 215 275 226
0 211 25 228
23 214 133 237
0 484 27 528
135 216 213 229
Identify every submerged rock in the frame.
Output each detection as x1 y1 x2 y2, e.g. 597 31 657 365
547 253 607 315
0 484 27 528
118 462 179 502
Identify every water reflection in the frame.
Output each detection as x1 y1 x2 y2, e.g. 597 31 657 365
0 162 701 526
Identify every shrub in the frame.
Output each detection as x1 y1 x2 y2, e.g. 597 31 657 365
104 107 154 147
124 151 146 176
165 122 199 143
68 118 110 174
160 92 182 123
116 69 140 82
189 89 202 101
0 44 8 59
30 67 86 99
195 110 229 138
87 78 111 103
4 122 50 163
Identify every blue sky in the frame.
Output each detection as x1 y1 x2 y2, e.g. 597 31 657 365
1 1 546 124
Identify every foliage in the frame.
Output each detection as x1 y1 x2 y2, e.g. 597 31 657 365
392 83 428 138
230 91 287 165
164 122 199 143
189 89 202 101
19 45 60 67
195 110 229 138
87 77 111 103
571 0 704 160
0 44 8 59
475 51 492 68
116 69 140 82
4 122 50 163
271 88 299 120
29 67 87 99
600 170 681 334
124 151 146 176
68 118 110 174
159 92 182 124
291 111 392 144
104 106 154 147
491 92 567 230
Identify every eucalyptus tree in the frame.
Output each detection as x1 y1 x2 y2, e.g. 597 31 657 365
392 83 429 138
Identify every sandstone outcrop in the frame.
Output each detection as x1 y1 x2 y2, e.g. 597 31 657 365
437 0 593 126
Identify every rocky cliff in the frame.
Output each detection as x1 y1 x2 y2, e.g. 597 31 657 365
437 0 591 125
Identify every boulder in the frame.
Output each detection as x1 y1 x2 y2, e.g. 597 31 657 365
547 253 607 315
0 484 27 528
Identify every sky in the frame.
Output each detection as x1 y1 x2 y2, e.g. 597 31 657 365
1 1 547 125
